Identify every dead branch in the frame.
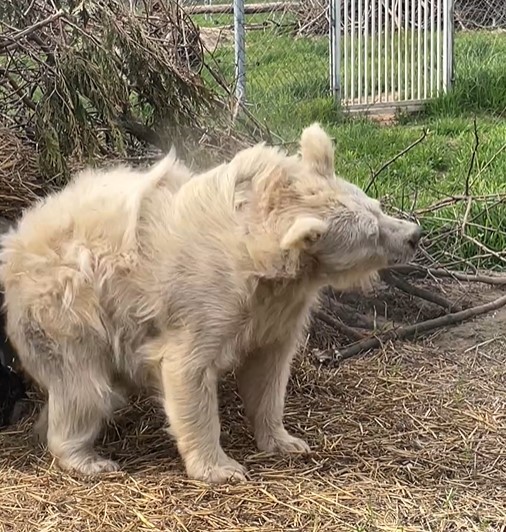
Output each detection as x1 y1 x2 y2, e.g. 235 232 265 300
0 69 37 111
390 265 506 286
0 10 64 52
415 193 506 216
471 142 506 186
186 2 298 15
116 116 166 150
463 233 506 266
313 310 366 342
380 270 463 312
464 117 479 196
325 292 506 363
331 301 389 330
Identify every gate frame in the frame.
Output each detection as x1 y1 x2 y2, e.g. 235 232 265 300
329 0 455 113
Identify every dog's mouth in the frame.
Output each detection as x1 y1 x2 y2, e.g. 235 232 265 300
385 245 418 266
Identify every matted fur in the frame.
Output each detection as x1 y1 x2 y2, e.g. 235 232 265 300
0 124 421 483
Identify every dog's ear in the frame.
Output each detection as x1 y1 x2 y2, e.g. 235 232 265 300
280 216 328 250
299 123 335 178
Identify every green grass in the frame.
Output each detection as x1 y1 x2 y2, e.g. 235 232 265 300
201 27 506 269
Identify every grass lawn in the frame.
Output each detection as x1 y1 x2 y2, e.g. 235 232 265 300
202 27 506 269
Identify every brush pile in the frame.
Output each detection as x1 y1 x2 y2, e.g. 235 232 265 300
0 0 254 200
455 0 506 29
292 0 329 37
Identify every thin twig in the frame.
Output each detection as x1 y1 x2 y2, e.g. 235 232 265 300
0 9 64 52
415 193 506 216
331 301 388 330
389 265 506 286
364 129 428 194
461 196 472 236
464 117 479 196
463 233 506 265
471 141 506 186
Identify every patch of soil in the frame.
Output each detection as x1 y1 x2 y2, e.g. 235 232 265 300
199 27 234 53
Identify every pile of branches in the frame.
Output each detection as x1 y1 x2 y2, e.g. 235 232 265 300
0 128 43 219
455 0 506 30
292 0 329 37
0 0 234 188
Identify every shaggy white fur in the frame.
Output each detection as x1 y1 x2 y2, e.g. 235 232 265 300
0 123 421 483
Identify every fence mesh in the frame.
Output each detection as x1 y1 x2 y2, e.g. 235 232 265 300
180 0 330 135
177 0 505 136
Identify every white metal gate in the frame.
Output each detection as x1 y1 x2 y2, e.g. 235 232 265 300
330 0 455 111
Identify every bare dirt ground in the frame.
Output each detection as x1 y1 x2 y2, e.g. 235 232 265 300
1 279 505 532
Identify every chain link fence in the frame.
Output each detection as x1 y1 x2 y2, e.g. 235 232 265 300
170 0 505 135
180 0 331 135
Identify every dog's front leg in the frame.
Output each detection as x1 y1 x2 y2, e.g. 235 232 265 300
156 332 246 484
237 341 310 455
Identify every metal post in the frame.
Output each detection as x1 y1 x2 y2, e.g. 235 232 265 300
330 0 342 101
205 0 212 23
233 0 246 105
444 0 454 91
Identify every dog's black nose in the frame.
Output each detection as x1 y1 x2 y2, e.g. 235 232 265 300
407 225 423 248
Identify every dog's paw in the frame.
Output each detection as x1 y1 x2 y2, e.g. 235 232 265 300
187 454 247 484
60 455 120 476
257 429 310 454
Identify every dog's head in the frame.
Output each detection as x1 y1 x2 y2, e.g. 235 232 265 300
273 123 422 286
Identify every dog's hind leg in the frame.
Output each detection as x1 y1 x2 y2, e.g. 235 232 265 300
46 372 119 475
33 403 48 445
16 322 119 476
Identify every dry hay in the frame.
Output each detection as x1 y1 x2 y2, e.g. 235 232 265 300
1 278 506 531
0 129 46 220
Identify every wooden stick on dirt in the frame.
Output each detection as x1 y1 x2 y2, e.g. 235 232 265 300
380 270 463 312
390 265 506 286
186 2 298 15
326 293 506 363
313 310 365 342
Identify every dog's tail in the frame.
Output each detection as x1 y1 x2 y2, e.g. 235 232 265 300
143 148 194 193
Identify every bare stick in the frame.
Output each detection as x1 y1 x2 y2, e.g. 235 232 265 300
331 301 388 330
472 142 506 184
463 233 506 265
0 70 37 111
327 293 506 362
389 265 506 286
380 270 462 312
313 310 365 342
0 10 64 51
364 129 428 194
464 117 479 196
415 193 506 216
